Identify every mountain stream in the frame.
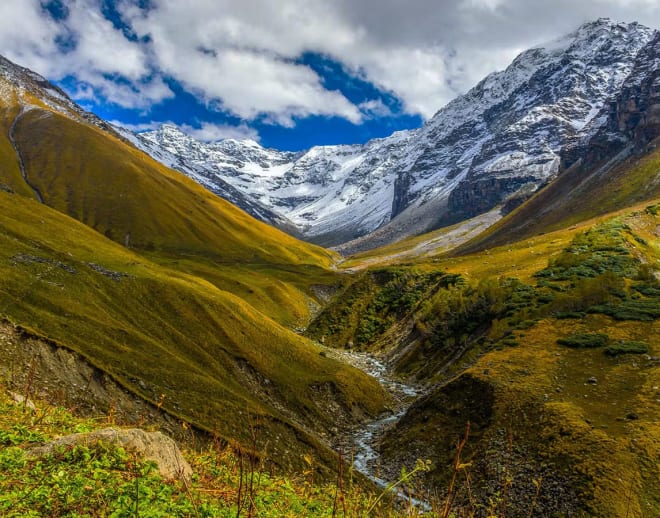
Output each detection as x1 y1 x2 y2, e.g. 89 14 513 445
324 349 430 510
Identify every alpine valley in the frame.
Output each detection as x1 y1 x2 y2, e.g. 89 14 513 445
0 17 658 518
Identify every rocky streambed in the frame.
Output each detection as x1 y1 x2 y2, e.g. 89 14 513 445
324 348 429 507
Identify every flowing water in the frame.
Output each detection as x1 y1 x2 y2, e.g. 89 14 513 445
325 349 430 510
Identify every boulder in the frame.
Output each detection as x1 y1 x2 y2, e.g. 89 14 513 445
28 428 192 480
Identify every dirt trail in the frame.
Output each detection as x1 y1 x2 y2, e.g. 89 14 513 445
9 107 44 203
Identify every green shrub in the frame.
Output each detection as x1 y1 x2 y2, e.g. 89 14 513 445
589 300 660 321
555 311 585 319
633 283 660 297
604 341 649 356
515 320 537 330
557 333 609 348
535 221 639 282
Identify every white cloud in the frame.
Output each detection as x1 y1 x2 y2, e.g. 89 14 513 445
359 99 393 118
122 0 363 124
180 121 260 142
120 0 660 121
0 0 61 71
64 0 148 80
69 72 173 109
2 0 660 125
0 0 172 109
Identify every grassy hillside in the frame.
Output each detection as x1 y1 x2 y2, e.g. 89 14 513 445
0 190 387 474
10 104 335 266
0 389 419 517
0 90 342 326
312 205 660 516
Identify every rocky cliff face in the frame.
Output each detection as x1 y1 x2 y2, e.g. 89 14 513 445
614 31 660 148
561 30 660 174
136 19 656 250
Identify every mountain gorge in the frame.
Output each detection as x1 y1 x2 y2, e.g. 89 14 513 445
137 19 656 252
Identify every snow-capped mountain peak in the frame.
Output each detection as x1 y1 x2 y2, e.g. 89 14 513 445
135 19 657 251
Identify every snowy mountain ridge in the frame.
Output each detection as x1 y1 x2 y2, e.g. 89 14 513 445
135 19 657 250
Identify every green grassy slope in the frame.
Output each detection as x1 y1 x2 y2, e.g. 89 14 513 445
0 88 341 327
0 104 40 198
0 191 387 473
313 205 659 516
380 211 659 514
8 104 335 267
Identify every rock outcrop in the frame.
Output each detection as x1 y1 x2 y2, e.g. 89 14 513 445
562 30 660 172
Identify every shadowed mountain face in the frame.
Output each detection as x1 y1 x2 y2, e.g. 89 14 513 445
137 19 656 251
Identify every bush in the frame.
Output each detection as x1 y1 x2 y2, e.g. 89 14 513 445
555 311 585 319
557 333 609 348
604 341 649 356
633 282 660 297
589 300 660 321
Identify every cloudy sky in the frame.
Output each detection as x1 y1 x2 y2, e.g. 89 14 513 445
1 0 659 149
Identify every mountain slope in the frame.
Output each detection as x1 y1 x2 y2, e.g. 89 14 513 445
138 19 655 250
0 185 387 474
0 55 334 268
455 30 660 256
0 54 390 473
0 53 344 327
309 204 660 515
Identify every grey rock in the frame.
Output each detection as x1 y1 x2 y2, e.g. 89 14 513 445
27 428 192 480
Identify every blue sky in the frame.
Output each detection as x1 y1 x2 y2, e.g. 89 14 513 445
72 51 424 151
1 1 658 151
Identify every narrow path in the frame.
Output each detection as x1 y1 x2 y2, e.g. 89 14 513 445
324 348 430 510
9 108 44 203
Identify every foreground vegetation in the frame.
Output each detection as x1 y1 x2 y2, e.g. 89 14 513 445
0 389 464 517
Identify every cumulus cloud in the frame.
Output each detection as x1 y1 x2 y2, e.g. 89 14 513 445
0 0 61 70
111 119 259 141
119 0 660 119
0 0 172 109
1 0 660 123
359 99 394 119
120 0 362 124
180 121 260 142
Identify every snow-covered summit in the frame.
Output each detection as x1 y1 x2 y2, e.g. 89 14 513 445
137 19 657 250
